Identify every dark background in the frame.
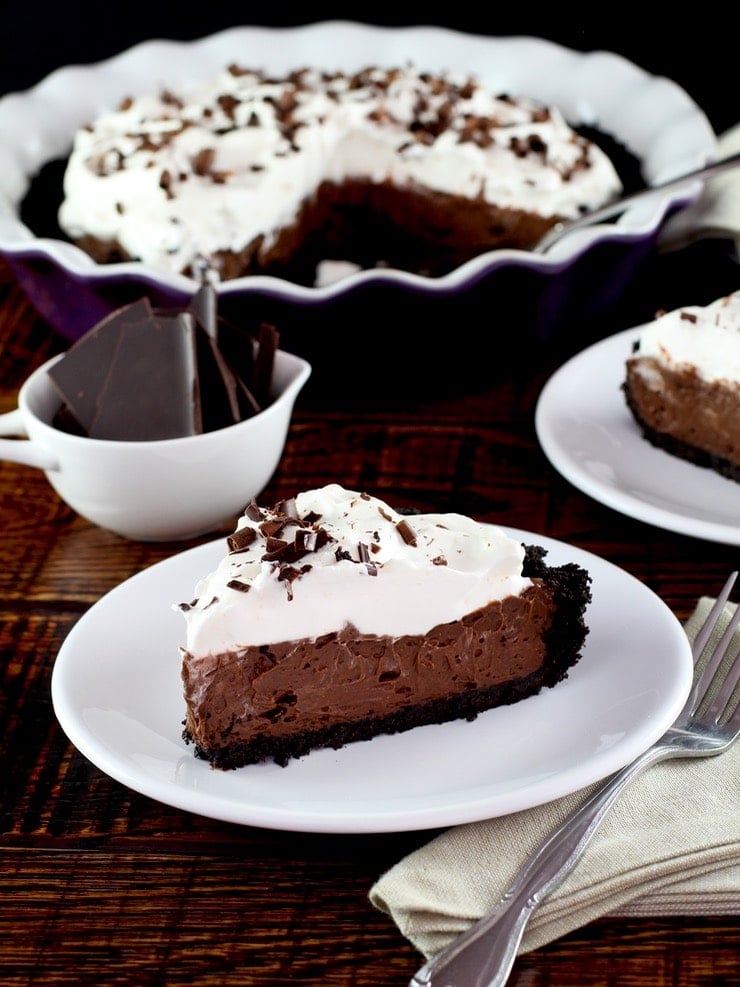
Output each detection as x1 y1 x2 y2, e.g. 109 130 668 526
0 8 736 136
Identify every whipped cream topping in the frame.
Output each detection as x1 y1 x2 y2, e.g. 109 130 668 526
633 291 740 385
59 64 623 278
178 483 531 655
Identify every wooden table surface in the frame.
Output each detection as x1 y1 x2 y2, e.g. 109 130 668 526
1 244 738 987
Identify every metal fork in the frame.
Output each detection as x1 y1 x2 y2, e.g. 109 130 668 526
410 571 740 987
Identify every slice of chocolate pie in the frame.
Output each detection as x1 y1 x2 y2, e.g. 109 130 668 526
176 484 592 769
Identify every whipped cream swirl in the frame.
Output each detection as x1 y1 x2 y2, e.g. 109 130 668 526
177 483 531 655
59 64 623 278
633 291 740 385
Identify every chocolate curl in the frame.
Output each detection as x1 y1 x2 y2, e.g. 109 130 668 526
358 542 378 576
396 518 418 547
227 526 257 553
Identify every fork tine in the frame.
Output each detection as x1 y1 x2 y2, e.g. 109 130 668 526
725 696 740 734
704 626 740 725
689 594 740 719
691 571 738 663
707 662 740 727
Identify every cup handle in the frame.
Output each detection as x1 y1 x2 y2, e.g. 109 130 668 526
0 408 27 437
0 409 60 471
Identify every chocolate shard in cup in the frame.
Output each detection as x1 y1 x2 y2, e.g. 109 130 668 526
48 298 155 435
48 288 279 441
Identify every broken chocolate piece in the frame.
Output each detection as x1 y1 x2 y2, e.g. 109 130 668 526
48 287 279 442
87 310 201 440
48 298 154 434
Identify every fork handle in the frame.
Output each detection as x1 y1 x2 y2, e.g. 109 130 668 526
411 742 674 987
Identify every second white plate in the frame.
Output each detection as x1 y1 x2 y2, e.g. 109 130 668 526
535 328 740 545
50 528 693 834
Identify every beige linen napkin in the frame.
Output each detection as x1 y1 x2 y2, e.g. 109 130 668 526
369 597 740 959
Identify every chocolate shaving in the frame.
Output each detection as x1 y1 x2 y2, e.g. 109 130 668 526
226 579 251 592
217 93 240 119
295 528 319 552
192 147 216 176
261 518 288 538
358 542 378 576
396 518 418 546
227 526 257 553
277 497 300 519
276 563 312 600
243 501 263 521
263 537 290 560
260 523 335 566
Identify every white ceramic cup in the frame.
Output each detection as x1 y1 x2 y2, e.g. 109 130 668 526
0 349 311 541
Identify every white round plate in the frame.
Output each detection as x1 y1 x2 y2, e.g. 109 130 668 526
535 329 740 545
50 528 693 833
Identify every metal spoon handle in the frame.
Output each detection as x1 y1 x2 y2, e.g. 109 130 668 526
534 149 740 253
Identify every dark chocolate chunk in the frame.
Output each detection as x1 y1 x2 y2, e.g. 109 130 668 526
48 285 278 442
84 310 201 440
48 298 154 435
